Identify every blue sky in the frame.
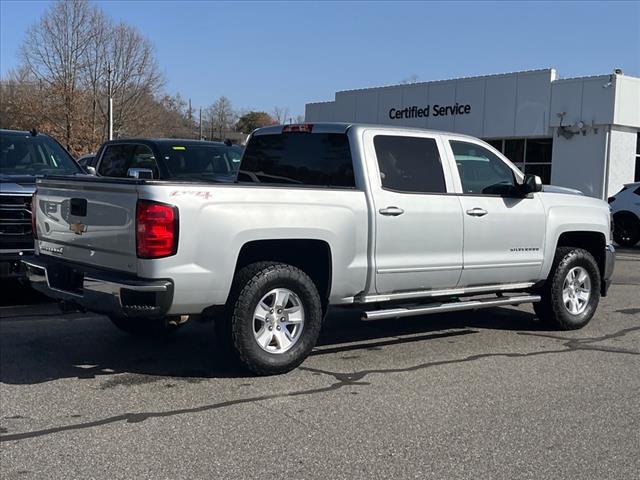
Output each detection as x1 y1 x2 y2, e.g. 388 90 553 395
1 1 639 118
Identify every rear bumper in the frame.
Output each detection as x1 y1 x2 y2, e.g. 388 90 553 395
601 244 615 297
0 249 33 278
22 255 173 318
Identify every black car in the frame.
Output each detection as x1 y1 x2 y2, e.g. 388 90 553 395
0 129 83 277
84 139 244 182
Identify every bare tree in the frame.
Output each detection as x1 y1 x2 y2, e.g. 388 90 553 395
19 0 100 151
207 96 235 140
294 114 305 124
272 106 291 124
105 22 164 138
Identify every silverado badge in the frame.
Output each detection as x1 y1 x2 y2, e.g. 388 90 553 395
69 223 87 235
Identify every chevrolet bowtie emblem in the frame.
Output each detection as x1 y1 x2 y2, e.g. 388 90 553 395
69 223 87 235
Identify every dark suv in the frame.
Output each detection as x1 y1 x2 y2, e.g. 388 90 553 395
0 129 82 277
84 139 244 182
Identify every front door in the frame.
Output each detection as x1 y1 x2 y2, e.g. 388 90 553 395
365 130 464 295
447 139 546 287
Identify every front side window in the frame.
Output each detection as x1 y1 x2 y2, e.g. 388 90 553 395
0 133 81 176
373 135 446 193
450 140 516 195
240 133 354 187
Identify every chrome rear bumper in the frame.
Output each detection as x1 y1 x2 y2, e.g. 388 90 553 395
22 256 173 318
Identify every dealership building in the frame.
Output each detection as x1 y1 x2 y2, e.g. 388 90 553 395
305 68 640 199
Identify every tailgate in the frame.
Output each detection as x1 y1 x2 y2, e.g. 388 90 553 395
34 177 139 273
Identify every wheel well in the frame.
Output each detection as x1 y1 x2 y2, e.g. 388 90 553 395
556 231 606 277
235 239 332 309
613 210 640 226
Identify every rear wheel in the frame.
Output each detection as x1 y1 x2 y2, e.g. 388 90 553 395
108 315 184 337
221 262 323 375
613 214 640 247
534 247 601 330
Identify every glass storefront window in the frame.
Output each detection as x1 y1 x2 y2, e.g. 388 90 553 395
635 133 640 181
504 139 525 163
524 164 552 184
526 138 553 163
482 137 554 184
486 139 503 152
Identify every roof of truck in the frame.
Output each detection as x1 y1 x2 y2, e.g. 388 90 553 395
102 138 231 146
253 122 480 140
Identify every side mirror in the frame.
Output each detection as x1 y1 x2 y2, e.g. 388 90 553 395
85 166 97 175
522 174 542 194
127 168 154 179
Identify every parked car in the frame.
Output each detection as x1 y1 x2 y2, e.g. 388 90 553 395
0 129 83 278
76 153 96 170
83 138 241 181
608 182 640 247
24 123 614 374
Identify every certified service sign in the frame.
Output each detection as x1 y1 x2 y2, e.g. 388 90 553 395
389 103 471 120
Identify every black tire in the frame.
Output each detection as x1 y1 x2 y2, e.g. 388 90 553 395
613 214 640 247
108 315 183 337
222 262 323 375
534 247 601 330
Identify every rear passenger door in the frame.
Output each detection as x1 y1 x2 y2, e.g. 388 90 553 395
364 130 464 295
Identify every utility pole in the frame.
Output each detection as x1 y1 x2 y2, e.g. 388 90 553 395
198 108 203 140
107 62 113 140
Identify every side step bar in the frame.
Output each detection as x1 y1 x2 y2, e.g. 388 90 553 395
362 295 541 321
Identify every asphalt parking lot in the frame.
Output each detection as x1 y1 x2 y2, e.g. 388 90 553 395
1 249 638 480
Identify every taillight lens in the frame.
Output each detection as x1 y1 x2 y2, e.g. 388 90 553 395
136 200 178 258
31 192 38 239
282 123 313 133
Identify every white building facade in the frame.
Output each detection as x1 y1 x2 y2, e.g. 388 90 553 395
305 69 640 199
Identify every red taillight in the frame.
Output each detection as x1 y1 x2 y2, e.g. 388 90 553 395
282 123 313 133
31 192 38 239
136 200 178 259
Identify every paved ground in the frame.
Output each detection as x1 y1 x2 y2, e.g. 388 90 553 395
1 249 639 480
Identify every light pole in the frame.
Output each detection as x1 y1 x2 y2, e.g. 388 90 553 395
107 63 113 140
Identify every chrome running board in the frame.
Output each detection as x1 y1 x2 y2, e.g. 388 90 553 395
361 295 541 321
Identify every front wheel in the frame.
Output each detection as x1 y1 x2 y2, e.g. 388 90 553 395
534 247 601 330
223 262 323 375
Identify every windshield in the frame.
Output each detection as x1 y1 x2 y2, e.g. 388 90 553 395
158 143 240 180
0 133 81 176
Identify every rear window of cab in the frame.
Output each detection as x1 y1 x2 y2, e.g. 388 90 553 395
239 133 355 188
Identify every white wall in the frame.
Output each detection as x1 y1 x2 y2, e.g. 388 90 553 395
549 75 615 128
551 128 607 198
614 75 640 128
306 69 555 138
607 126 638 197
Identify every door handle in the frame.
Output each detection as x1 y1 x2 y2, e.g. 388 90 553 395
466 207 488 217
379 206 405 216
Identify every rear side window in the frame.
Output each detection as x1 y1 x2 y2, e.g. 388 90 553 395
239 133 354 187
373 135 446 193
98 144 135 177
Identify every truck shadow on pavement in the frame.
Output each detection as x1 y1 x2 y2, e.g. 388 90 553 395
0 306 547 385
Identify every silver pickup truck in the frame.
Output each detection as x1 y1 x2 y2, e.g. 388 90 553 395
24 123 615 374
